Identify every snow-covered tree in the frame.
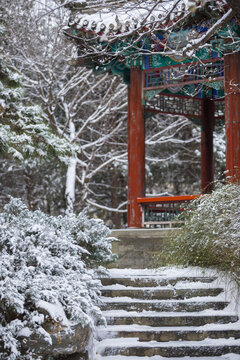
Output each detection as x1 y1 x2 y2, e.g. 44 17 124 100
1 0 128 215
0 24 74 162
1 0 216 226
0 197 115 360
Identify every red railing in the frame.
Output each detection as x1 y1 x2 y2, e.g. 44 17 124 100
137 195 201 228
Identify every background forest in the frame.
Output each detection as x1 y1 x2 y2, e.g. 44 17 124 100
0 0 226 227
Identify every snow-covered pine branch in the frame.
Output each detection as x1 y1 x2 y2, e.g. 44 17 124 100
0 197 116 359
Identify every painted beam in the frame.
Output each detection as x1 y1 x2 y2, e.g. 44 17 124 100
201 98 215 193
224 52 240 182
128 67 145 228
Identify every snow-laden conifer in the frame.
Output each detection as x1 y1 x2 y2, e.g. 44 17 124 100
161 183 240 284
0 198 115 359
0 57 75 162
0 20 75 163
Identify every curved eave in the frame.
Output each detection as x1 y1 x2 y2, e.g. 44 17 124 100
66 1 230 40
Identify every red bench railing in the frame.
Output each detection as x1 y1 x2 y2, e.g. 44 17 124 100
137 195 201 228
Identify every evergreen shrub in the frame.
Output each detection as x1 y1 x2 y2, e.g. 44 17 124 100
0 198 116 360
161 183 240 283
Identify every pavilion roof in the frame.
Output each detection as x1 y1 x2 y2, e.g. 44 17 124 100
64 0 239 74
64 1 239 102
66 0 229 40
67 0 189 38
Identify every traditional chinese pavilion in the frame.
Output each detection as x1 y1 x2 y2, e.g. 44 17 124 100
65 0 240 227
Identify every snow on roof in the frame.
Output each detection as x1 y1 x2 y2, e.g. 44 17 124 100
68 0 189 37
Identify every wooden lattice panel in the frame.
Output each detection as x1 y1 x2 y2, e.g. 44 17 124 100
145 94 225 121
143 59 224 91
145 94 202 118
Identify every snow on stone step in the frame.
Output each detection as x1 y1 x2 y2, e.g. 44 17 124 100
96 338 240 357
96 338 240 349
101 277 217 287
101 287 223 300
95 267 240 359
104 314 238 327
101 276 222 289
102 307 237 317
97 322 240 332
102 296 229 304
101 283 223 291
106 267 219 278
96 337 240 357
101 298 228 312
95 354 240 360
97 325 240 342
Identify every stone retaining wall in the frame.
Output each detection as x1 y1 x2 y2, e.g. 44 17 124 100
109 229 176 268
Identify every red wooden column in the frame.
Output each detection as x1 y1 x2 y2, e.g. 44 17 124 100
127 67 145 227
201 98 214 193
224 52 240 182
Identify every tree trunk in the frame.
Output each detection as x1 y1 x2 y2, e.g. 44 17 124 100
65 157 77 214
65 121 77 214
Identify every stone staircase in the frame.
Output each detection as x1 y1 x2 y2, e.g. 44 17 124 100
95 268 240 360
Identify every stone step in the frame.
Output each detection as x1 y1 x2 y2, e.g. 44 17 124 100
101 287 223 300
95 356 240 360
98 326 240 342
101 299 228 312
101 345 240 357
103 313 238 327
98 338 240 357
101 276 217 287
96 268 240 360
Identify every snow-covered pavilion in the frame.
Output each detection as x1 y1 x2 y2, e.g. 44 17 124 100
65 0 240 227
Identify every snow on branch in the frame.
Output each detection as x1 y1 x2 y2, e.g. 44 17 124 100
85 152 127 180
87 199 127 213
182 8 234 57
